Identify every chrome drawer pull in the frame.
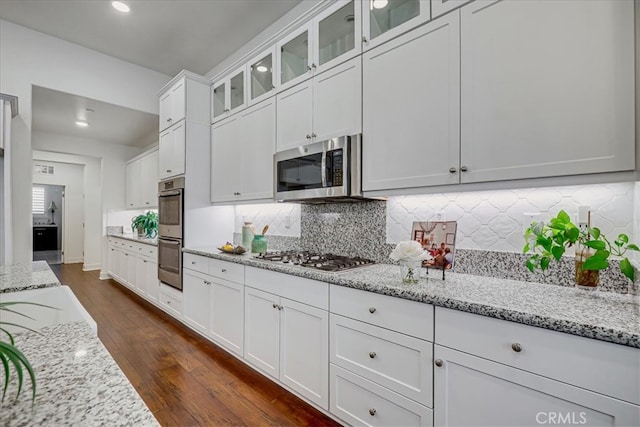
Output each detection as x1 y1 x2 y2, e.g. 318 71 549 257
511 343 522 352
369 352 376 359
221 269 227 273
434 359 443 367
273 303 278 309
368 307 376 314
369 408 376 416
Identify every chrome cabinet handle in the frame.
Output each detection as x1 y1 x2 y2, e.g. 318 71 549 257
362 36 368 43
311 133 316 138
449 167 457 173
166 118 172 122
224 108 230 113
511 343 522 352
307 66 312 71
460 165 468 172
306 134 312 139
143 260 147 263
369 352 376 359
221 269 227 273
369 408 376 416
191 261 196 265
434 359 443 367
368 307 376 314
273 303 278 309
311 63 316 69
166 169 171 173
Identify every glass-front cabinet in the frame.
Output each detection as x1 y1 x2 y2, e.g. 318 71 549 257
362 0 431 51
277 0 361 91
248 47 276 106
211 66 246 123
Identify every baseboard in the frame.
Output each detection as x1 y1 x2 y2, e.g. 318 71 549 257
99 270 112 280
82 263 101 271
65 257 83 264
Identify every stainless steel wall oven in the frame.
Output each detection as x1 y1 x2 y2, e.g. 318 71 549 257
157 177 184 291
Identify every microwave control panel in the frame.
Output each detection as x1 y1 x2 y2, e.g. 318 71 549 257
329 149 343 187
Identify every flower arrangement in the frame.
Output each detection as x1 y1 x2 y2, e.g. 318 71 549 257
390 241 432 283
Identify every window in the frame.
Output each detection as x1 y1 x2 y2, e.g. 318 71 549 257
32 186 45 215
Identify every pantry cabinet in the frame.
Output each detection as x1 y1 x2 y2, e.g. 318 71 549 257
211 98 275 203
362 0 431 52
363 11 460 191
277 57 361 151
458 0 635 183
126 149 158 209
211 66 246 123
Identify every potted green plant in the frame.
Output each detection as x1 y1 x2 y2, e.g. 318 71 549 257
523 210 638 289
131 211 158 238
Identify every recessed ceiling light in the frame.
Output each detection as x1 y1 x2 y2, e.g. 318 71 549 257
372 0 389 9
75 121 89 127
256 65 268 73
112 1 130 13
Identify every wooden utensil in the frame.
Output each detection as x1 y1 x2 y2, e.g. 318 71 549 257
262 225 269 235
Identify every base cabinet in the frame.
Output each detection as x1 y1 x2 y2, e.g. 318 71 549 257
108 238 159 303
433 345 639 427
210 279 244 356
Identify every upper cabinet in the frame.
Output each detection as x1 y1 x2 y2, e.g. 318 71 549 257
248 47 277 106
362 0 431 51
159 72 210 132
277 1 361 92
431 0 473 19
458 0 635 184
159 121 186 180
211 66 246 123
126 149 159 209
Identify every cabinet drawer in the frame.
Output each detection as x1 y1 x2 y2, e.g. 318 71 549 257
435 307 640 405
245 267 328 310
330 285 433 341
331 314 432 407
159 284 183 317
137 244 157 259
209 259 244 284
330 364 433 427
183 253 209 274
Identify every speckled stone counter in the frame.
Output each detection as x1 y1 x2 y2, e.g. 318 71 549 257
108 233 157 246
0 261 60 293
0 321 158 427
184 247 640 348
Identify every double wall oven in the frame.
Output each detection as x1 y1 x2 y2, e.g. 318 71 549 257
157 177 184 291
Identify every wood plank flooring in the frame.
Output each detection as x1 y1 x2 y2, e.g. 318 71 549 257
50 263 341 427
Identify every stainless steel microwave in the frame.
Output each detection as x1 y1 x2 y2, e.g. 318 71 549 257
274 135 362 202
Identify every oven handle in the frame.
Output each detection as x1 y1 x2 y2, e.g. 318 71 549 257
159 190 182 197
321 150 327 188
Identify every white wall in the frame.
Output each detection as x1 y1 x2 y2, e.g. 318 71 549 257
31 159 84 263
0 19 171 264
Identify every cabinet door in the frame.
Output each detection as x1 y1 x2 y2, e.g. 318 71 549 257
170 121 186 177
460 0 635 183
432 0 472 19
313 0 361 75
244 287 280 379
113 249 123 281
240 99 275 201
159 90 173 132
363 12 460 191
433 345 640 427
158 128 172 180
124 251 136 289
228 66 246 114
125 160 141 209
362 0 431 51
211 278 244 356
276 81 313 151
170 78 186 125
135 256 147 296
248 47 276 106
183 270 211 335
144 258 159 304
108 246 116 276
211 116 241 202
211 80 227 123
139 151 158 207
280 298 329 409
277 22 314 91
313 56 362 142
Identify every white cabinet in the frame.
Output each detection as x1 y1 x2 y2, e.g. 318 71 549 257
433 345 639 427
458 0 635 183
108 238 158 303
277 57 361 151
211 66 246 123
183 269 212 334
244 286 281 378
277 1 361 92
362 0 431 52
159 120 185 179
432 0 473 19
159 72 210 132
211 98 275 203
363 11 460 191
210 278 244 356
159 282 183 318
137 255 158 303
125 149 158 209
248 47 277 106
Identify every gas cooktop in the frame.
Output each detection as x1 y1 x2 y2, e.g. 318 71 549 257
254 251 375 272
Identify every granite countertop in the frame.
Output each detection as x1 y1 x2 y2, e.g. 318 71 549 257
0 321 158 427
0 261 61 293
184 247 640 348
108 233 157 246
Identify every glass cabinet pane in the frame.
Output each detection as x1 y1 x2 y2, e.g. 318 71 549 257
213 83 226 118
230 71 244 110
281 30 309 85
318 1 355 66
369 0 420 40
250 53 273 100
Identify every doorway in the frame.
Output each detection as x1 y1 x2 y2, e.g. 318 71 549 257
32 184 64 265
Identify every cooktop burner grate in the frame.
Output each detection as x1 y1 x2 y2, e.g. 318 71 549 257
254 251 375 272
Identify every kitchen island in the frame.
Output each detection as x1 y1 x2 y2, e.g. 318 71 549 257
0 260 60 293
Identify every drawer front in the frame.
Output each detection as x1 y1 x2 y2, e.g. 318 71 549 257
331 314 433 407
330 364 433 427
245 266 328 310
209 259 244 284
159 291 183 317
330 285 433 341
137 244 157 259
184 253 209 275
435 307 640 405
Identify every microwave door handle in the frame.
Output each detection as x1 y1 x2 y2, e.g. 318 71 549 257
321 150 327 187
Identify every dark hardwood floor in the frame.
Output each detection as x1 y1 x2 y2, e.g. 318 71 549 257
50 263 341 427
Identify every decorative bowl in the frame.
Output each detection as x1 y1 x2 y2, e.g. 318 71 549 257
217 245 247 255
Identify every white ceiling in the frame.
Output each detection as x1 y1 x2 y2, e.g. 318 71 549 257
32 86 159 148
0 0 302 76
